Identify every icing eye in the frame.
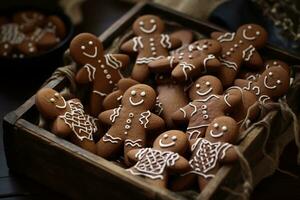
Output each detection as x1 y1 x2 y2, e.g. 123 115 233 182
202 45 208 49
150 19 155 23
139 21 144 25
140 91 146 97
256 31 260 36
239 40 243 44
222 126 228 132
273 61 278 65
171 136 177 141
196 84 200 88
81 45 85 50
54 93 60 98
268 72 273 76
205 81 211 86
163 134 168 139
276 80 282 84
88 41 93 45
248 25 252 29
50 98 55 103
131 90 136 96
213 123 219 128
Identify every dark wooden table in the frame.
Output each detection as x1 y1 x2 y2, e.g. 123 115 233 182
0 0 300 199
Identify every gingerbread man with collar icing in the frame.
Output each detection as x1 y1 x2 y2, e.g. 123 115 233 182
234 66 290 104
149 39 222 82
211 24 268 87
172 75 242 140
120 15 181 82
35 88 100 153
97 84 165 164
70 33 130 116
127 130 190 188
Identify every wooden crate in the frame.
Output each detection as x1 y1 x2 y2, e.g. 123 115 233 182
3 2 300 200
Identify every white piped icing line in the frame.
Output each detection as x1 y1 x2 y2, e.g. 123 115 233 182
55 96 67 109
242 45 255 61
195 94 220 102
263 76 277 90
136 56 164 64
105 54 122 69
259 95 271 104
93 90 107 97
242 28 256 41
83 64 96 81
196 87 213 96
110 106 122 123
125 139 142 148
209 130 224 138
127 148 179 180
159 138 176 148
180 108 187 118
139 23 157 34
129 97 144 106
133 36 144 51
179 62 196 81
139 111 151 128
202 54 215 73
188 103 197 116
219 57 238 71
102 133 122 144
223 94 232 107
82 46 98 58
160 34 171 48
59 100 97 141
155 97 163 115
217 32 235 42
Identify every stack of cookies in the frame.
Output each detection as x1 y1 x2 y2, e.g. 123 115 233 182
35 14 291 192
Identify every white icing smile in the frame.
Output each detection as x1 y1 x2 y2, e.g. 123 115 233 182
196 87 213 96
55 96 67 109
209 130 224 138
129 97 144 106
242 29 256 41
139 20 157 34
159 134 177 148
82 46 98 58
263 76 277 90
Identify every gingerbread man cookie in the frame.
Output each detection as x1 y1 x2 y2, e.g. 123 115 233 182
13 11 45 33
70 33 130 116
127 130 190 188
120 15 181 82
97 84 165 164
172 75 242 140
103 78 139 110
238 59 290 81
154 73 189 128
188 116 238 190
149 39 222 82
35 88 100 153
211 24 268 87
235 66 290 104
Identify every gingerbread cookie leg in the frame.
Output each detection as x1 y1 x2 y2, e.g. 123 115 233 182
96 133 123 158
124 133 146 165
131 63 151 83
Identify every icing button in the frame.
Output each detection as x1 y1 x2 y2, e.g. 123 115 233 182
150 38 154 42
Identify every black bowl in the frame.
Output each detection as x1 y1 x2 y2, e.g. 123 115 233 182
0 5 74 74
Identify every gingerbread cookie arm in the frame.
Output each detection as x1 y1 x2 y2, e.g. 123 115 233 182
223 93 242 109
171 58 204 82
142 113 165 131
172 104 194 123
210 31 226 40
243 50 264 69
52 117 72 138
148 57 179 72
120 38 135 53
234 79 251 89
127 149 141 163
108 53 130 70
219 146 238 163
98 109 116 125
75 66 93 84
168 156 191 173
169 35 182 49
103 91 123 110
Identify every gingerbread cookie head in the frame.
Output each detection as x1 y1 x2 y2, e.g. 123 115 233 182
153 130 188 155
236 24 268 48
205 116 238 143
122 84 157 110
192 39 222 55
188 75 223 100
35 88 67 119
69 33 104 65
132 15 165 36
258 66 290 98
265 60 290 74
